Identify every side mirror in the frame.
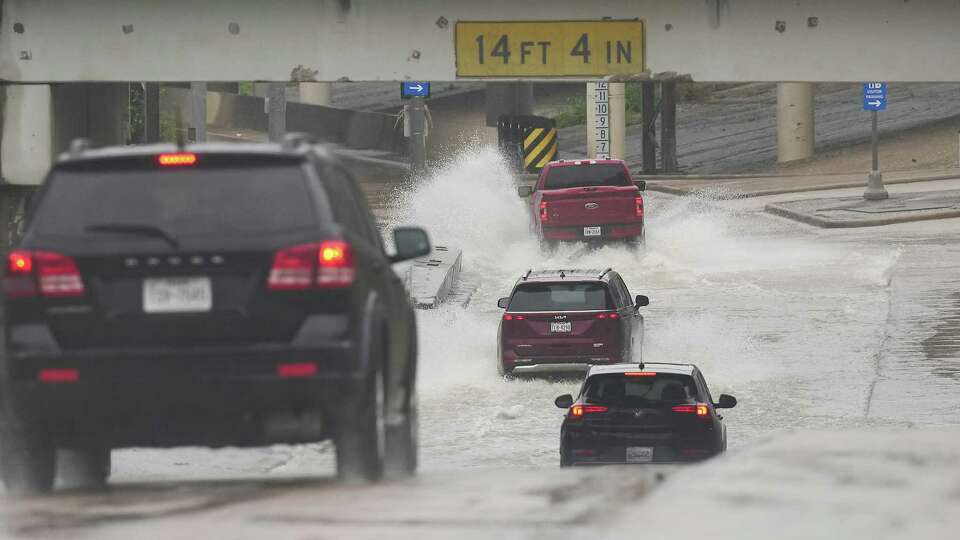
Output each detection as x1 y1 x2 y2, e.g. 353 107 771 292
635 180 646 191
635 295 649 308
716 394 737 409
555 394 574 409
390 227 431 263
517 185 533 198
497 297 510 309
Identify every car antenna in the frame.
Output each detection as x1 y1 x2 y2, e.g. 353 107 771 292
560 270 566 279
598 267 612 279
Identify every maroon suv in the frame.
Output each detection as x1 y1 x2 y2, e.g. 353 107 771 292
517 159 646 248
497 269 648 376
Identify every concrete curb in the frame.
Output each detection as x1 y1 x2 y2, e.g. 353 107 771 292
648 172 960 199
765 202 960 228
405 246 463 309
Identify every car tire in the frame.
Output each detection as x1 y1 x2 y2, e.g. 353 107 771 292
0 408 56 495
560 449 574 468
385 337 418 477
335 336 387 483
57 445 110 491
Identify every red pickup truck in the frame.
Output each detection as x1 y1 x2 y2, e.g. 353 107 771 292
518 159 645 248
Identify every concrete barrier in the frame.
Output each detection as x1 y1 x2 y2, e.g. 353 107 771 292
405 246 463 309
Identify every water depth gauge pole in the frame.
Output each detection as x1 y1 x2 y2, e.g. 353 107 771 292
863 82 889 200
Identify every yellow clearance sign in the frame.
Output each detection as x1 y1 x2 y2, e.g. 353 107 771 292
455 20 644 78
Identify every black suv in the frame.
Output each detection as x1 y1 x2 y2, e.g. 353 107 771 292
0 137 430 494
555 363 737 466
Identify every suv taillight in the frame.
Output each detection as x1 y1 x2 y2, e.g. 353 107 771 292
268 241 355 290
570 404 608 417
539 201 549 222
5 250 85 298
635 195 644 218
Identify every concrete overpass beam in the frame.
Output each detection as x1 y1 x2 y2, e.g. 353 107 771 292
776 82 815 163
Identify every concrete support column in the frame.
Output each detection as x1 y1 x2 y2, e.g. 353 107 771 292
640 81 657 173
485 82 533 126
1 84 53 186
776 82 815 163
267 83 287 142
609 82 626 160
298 82 332 106
144 83 161 143
190 82 208 142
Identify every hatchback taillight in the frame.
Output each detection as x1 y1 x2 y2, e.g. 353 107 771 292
268 241 355 290
595 312 620 319
570 404 608 417
672 404 710 417
635 196 644 218
5 250 85 298
539 201 549 222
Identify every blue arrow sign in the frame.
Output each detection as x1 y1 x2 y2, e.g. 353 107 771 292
863 82 887 111
401 82 430 99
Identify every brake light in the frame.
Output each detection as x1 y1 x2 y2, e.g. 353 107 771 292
277 362 318 378
268 241 355 291
539 201 549 222
595 312 620 319
38 368 79 383
316 240 355 288
503 314 525 321
158 153 197 166
635 196 644 218
570 404 608 417
672 404 710 417
624 372 657 377
5 250 84 298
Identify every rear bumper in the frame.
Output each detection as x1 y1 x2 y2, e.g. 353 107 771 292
541 222 643 241
502 353 619 374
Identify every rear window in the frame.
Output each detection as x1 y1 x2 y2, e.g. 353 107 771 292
508 282 612 311
32 165 317 237
583 373 699 407
543 164 631 189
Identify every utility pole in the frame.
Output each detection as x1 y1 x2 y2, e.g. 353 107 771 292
190 82 207 142
144 83 160 143
409 96 427 176
267 83 286 143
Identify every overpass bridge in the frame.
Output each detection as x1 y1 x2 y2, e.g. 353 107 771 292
2 0 959 189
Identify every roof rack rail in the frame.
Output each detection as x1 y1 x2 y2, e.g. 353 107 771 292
281 132 319 150
522 269 532 280
68 138 91 157
598 267 612 279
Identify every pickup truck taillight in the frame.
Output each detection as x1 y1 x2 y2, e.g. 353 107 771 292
539 201 549 222
635 196 644 218
5 250 85 298
268 241 356 290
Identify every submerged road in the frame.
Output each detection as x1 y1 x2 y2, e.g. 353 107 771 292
2 149 959 537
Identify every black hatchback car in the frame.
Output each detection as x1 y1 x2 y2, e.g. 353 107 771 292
0 136 430 494
555 363 737 466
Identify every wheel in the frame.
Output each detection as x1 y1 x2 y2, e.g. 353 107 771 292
57 445 110 491
0 409 56 495
497 358 515 380
335 339 386 483
384 400 418 477
560 448 574 468
384 337 418 477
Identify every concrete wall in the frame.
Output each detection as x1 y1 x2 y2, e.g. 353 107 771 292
3 0 960 82
1 83 129 185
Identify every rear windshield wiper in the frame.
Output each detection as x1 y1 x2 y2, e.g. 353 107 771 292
85 222 180 249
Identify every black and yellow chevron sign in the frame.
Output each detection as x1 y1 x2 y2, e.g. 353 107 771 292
522 127 558 172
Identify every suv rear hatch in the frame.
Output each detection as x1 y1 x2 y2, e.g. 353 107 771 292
502 281 621 360
11 153 338 349
540 164 640 226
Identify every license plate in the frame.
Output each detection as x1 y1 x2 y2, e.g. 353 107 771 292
626 446 654 463
583 226 602 237
550 321 572 333
143 277 212 313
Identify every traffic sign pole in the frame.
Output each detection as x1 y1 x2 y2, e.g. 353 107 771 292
863 82 889 200
409 96 427 176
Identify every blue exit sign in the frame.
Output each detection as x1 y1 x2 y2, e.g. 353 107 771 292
401 82 430 99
